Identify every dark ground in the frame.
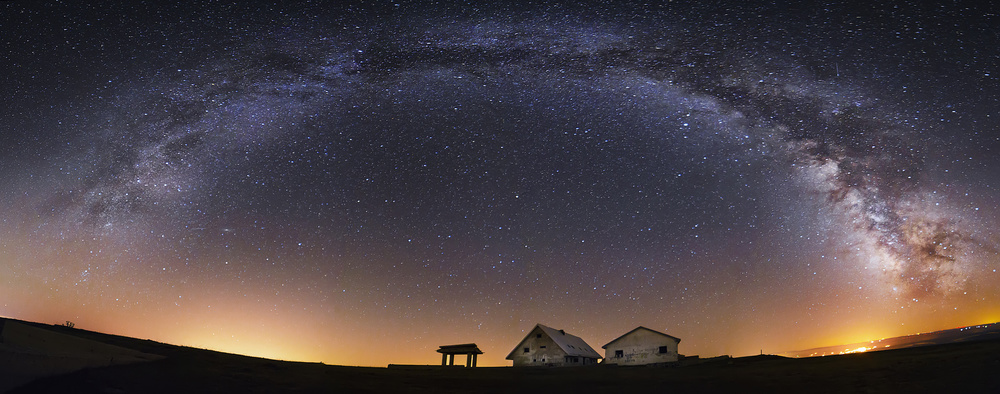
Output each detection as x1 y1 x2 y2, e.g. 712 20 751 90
7 319 1000 393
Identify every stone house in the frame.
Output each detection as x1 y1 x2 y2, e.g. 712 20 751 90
602 326 681 365
506 323 602 366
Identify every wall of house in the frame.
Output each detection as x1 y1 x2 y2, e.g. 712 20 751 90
603 329 679 365
509 327 569 367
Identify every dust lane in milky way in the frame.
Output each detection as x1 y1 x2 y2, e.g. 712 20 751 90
1 1 999 365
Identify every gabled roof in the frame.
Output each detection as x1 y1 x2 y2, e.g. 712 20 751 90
506 323 603 360
602 326 681 349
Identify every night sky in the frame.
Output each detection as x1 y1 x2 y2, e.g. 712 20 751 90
2 1 999 366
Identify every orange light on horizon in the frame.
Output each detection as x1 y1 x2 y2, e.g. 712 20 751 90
840 346 869 354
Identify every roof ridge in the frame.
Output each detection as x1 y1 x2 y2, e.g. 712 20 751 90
505 323 603 360
602 326 681 349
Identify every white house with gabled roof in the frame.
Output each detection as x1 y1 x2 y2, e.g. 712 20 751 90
505 323 602 367
602 326 681 365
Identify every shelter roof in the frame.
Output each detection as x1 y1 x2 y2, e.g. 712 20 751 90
436 343 483 354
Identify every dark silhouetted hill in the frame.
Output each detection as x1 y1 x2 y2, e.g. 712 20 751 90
4 316 1000 393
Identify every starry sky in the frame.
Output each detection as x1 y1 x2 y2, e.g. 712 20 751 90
2 1 999 366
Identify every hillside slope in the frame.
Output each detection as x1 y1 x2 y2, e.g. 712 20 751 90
0 319 162 392
5 316 1000 393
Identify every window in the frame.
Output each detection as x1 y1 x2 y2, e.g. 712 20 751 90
614 350 623 358
540 345 546 349
536 334 542 338
659 346 668 354
523 347 529 353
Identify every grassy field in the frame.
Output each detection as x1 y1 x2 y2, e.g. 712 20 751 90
6 318 1000 393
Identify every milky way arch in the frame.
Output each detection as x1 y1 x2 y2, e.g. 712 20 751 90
24 4 991 301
